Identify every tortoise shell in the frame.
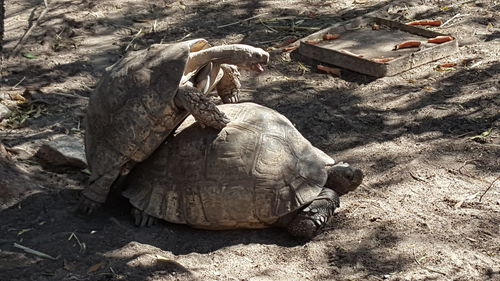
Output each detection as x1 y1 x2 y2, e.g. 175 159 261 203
85 39 210 185
123 102 335 229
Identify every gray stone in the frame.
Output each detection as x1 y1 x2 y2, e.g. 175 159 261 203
36 135 87 169
0 103 12 121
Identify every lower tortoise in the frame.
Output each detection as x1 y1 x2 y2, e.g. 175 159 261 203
123 103 363 239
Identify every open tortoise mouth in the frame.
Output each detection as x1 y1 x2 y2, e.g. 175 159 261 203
251 63 265 72
239 60 268 73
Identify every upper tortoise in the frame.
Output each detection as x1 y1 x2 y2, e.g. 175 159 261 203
123 102 363 239
81 39 269 213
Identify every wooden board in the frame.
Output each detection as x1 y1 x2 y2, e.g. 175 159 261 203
298 17 459 77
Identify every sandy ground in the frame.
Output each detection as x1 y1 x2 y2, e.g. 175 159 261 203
0 0 499 280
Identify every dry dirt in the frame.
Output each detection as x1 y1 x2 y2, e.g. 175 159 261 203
0 0 499 280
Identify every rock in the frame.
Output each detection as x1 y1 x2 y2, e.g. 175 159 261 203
35 135 87 169
0 143 41 210
0 103 12 121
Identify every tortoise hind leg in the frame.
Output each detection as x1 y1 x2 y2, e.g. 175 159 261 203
131 207 156 227
175 86 230 129
285 188 340 239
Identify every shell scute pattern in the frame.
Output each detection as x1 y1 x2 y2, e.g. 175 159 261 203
124 103 330 229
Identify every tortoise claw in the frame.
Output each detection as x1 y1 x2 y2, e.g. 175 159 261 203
221 90 240 104
131 207 155 227
77 195 101 215
286 189 339 239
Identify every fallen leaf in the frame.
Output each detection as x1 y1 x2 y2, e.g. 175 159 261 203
304 39 321 45
17 228 33 236
22 53 37 59
297 62 310 72
439 63 457 68
133 18 154 23
282 46 298 52
340 49 364 57
371 57 394 63
307 12 318 18
63 260 77 271
454 200 464 209
322 33 341 40
317 65 341 76
434 66 456 72
87 262 104 273
10 93 27 102
470 128 492 140
273 36 299 48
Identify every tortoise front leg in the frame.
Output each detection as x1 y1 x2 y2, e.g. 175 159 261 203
285 188 340 239
216 64 241 104
175 86 230 129
78 167 122 214
78 161 134 214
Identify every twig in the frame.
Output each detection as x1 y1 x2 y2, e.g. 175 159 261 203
409 171 428 183
10 1 51 57
13 243 59 260
440 13 468 28
469 61 484 68
11 76 26 89
425 267 447 276
456 0 476 6
217 13 269 28
176 33 192 42
265 25 321 31
124 28 143 52
260 16 298 22
412 247 447 276
152 20 158 33
457 159 481 174
412 247 421 265
259 19 278 33
254 38 285 45
479 175 500 202
109 217 131 232
55 92 89 99
68 232 86 254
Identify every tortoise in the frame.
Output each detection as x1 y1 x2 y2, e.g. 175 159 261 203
80 39 269 213
123 102 363 239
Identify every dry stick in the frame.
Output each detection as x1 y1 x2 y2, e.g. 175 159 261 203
10 2 51 57
409 171 428 183
176 32 192 42
441 13 469 28
259 19 278 33
11 76 26 89
14 243 59 260
413 247 447 276
124 28 143 52
479 175 500 202
217 13 269 28
266 25 321 31
68 232 86 254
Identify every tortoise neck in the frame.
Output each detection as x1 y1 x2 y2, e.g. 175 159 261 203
186 45 249 74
